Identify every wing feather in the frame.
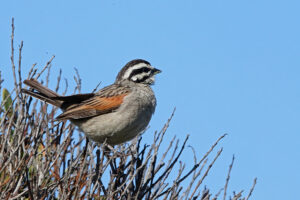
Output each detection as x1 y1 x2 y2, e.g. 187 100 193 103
55 93 128 120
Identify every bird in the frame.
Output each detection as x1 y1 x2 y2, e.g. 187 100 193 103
22 59 161 145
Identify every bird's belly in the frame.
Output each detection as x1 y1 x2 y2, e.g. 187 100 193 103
71 107 153 145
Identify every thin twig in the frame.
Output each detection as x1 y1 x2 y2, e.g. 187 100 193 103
223 155 235 200
245 178 257 200
11 18 18 93
189 148 223 199
34 55 55 80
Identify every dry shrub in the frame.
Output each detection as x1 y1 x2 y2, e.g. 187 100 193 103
0 18 256 200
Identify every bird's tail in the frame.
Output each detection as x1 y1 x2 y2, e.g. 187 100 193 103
22 79 62 107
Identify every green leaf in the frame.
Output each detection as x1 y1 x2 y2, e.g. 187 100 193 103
2 88 13 117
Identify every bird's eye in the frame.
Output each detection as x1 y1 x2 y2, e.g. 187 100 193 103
143 67 151 73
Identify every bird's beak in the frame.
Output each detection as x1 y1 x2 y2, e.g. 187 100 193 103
152 68 162 75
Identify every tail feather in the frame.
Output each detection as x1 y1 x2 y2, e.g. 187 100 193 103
23 79 59 98
22 79 62 107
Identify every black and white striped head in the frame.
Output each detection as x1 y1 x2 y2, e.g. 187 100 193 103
115 59 161 85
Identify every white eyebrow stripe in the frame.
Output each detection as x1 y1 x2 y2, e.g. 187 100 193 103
131 71 152 81
122 63 151 79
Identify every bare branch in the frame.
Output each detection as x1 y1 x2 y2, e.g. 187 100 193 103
246 178 257 200
223 155 235 200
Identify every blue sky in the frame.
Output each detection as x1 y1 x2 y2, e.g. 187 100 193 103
1 0 300 199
